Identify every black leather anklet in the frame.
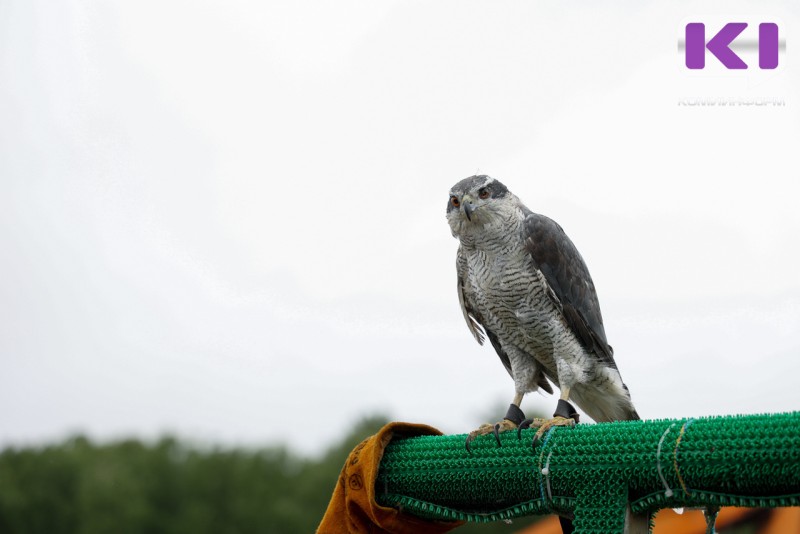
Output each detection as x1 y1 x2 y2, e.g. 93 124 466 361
554 399 580 423
504 403 526 425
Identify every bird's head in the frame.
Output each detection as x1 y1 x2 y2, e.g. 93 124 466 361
446 175 517 239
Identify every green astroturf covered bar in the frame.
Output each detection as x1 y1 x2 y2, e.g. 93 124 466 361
376 412 800 532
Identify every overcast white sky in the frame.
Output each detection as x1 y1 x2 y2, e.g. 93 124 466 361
2 1 799 456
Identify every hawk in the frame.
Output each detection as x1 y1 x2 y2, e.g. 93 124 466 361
447 175 639 450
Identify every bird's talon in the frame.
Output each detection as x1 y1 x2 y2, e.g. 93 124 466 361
493 424 502 447
517 418 533 440
465 435 475 454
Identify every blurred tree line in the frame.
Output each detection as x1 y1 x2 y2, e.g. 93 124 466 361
0 415 542 534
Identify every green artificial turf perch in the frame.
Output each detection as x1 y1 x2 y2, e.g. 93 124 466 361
376 412 800 533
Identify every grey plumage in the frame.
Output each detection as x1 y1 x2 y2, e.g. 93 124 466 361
447 175 638 423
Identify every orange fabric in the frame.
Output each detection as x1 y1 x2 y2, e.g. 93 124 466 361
761 507 800 534
317 422 465 534
520 515 562 534
652 507 750 533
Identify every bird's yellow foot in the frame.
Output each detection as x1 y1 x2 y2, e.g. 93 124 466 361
518 400 580 447
465 403 526 453
517 416 576 445
465 420 518 452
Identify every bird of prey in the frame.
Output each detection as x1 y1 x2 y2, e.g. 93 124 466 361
447 175 639 450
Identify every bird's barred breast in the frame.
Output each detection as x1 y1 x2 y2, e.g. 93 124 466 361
464 244 570 370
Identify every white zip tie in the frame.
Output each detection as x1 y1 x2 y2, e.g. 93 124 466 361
537 427 557 502
542 449 554 501
657 423 676 498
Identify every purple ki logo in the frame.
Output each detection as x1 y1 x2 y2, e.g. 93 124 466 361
685 23 780 69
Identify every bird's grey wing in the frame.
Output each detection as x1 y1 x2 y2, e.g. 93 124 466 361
523 212 617 368
457 246 514 377
456 246 486 346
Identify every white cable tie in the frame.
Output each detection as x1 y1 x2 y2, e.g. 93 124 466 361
543 450 554 502
657 423 676 498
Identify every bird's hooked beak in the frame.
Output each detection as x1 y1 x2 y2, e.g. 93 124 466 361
463 195 476 221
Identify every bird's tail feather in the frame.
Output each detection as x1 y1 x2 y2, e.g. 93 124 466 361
570 385 639 423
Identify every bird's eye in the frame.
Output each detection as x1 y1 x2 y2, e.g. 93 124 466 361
478 188 490 200
450 196 460 207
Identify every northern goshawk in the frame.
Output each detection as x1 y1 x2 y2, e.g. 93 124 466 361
447 175 639 450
